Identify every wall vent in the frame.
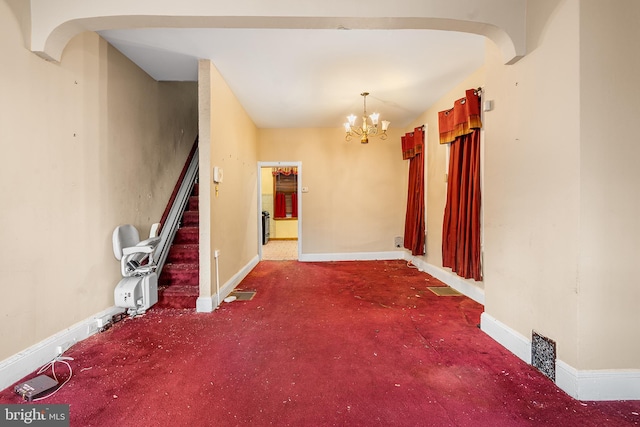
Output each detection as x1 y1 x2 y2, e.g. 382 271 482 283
531 330 556 381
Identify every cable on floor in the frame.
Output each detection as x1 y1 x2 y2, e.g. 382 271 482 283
406 261 418 269
32 355 74 401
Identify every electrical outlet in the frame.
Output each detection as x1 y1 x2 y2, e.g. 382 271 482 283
87 321 99 335
54 340 76 357
96 316 110 328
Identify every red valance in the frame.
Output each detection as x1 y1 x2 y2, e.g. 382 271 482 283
438 88 482 144
272 167 297 176
402 126 425 160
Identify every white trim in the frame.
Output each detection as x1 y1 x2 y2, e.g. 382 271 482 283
480 312 531 364
299 251 404 262
197 255 259 312
196 296 214 312
556 360 640 401
0 306 124 391
405 254 485 305
481 312 640 401
297 251 486 304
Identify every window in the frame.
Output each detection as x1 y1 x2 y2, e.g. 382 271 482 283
273 168 298 218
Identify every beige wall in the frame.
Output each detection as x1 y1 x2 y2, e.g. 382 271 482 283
483 0 640 370
258 128 406 255
577 0 640 369
483 0 581 367
274 220 298 240
0 2 198 360
199 60 258 298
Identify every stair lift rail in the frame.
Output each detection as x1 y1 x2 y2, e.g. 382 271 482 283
154 146 199 276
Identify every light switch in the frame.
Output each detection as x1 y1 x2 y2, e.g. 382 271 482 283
213 167 223 183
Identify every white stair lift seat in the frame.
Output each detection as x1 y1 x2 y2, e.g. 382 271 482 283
112 224 161 315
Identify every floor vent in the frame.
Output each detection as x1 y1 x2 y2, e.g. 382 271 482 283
229 290 256 301
531 331 556 381
427 286 462 297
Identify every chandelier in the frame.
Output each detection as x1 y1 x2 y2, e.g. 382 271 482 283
343 92 390 144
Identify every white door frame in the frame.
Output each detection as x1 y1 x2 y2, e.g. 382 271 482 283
257 161 302 260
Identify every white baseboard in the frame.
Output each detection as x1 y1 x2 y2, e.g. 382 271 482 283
0 256 262 389
0 305 124 391
299 251 404 262
297 251 485 305
480 312 532 364
405 254 485 305
197 255 259 313
556 360 640 401
196 296 214 312
481 312 640 401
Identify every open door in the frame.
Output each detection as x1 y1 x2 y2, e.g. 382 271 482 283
258 162 302 260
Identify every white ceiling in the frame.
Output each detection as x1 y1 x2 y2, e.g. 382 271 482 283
98 28 485 129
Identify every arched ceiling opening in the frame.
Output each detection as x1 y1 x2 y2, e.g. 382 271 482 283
28 0 526 128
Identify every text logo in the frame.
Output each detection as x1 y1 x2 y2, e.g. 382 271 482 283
0 405 69 427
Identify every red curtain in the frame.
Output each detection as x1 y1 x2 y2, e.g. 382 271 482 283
274 192 287 218
291 192 298 218
440 89 482 281
402 126 425 256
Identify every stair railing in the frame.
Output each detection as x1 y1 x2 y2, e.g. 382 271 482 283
154 145 199 276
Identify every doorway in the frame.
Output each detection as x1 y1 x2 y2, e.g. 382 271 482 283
258 161 302 260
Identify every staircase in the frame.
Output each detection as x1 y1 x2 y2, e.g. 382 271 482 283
157 183 200 309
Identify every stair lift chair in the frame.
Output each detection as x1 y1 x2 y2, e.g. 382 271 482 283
112 224 161 316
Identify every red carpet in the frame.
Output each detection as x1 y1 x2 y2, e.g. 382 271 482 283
1 260 638 426
157 183 200 309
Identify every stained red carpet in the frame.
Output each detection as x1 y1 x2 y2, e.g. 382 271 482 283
1 261 638 426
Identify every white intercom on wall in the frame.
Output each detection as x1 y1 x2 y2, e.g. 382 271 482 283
213 167 224 184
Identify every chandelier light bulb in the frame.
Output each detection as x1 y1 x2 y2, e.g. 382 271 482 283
343 92 390 144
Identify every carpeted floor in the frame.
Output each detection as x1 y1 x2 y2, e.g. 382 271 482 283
261 240 298 260
1 260 638 426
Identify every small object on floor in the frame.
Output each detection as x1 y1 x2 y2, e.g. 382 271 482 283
14 375 59 401
224 296 237 303
427 286 463 296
